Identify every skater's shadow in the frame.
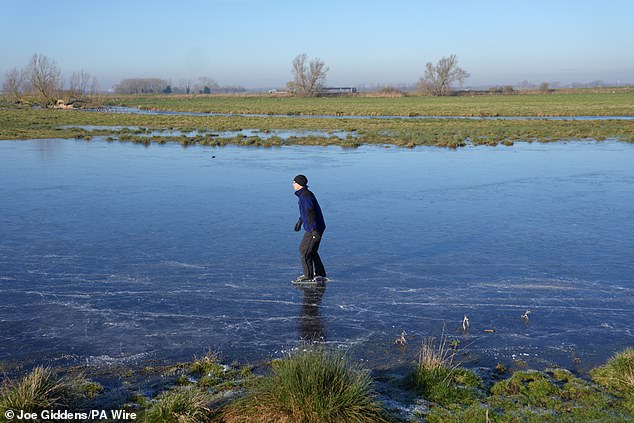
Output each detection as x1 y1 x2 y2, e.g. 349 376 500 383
297 282 326 342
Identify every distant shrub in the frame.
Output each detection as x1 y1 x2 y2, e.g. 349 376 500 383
375 86 407 97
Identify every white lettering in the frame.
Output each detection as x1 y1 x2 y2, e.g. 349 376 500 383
41 410 88 420
17 411 38 419
91 410 108 419
110 410 137 420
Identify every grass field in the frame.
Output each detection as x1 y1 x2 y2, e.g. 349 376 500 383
1 91 633 147
107 90 634 117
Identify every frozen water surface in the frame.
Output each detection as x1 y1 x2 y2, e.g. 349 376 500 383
0 139 632 371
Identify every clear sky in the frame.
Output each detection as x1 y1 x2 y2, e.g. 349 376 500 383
1 0 633 90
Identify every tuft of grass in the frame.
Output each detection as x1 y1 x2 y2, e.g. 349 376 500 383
142 386 213 423
590 347 634 412
417 334 456 375
78 381 103 399
222 347 391 423
590 347 634 394
190 350 225 377
410 334 483 408
0 366 92 413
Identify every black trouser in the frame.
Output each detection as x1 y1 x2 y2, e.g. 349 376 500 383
299 231 326 278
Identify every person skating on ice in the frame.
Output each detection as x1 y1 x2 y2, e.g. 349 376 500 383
292 174 326 282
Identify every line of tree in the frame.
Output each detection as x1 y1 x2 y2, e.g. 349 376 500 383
114 77 246 95
4 52 472 102
114 78 170 94
3 53 98 105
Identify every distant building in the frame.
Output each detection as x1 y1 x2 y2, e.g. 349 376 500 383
319 87 357 94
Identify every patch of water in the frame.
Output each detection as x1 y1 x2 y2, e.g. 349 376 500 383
0 139 632 372
62 125 358 140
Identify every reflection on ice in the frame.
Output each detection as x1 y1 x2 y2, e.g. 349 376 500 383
297 283 327 342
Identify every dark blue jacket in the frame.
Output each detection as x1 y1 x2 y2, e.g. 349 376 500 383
295 187 326 233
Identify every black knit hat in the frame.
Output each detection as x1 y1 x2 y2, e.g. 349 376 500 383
293 174 308 186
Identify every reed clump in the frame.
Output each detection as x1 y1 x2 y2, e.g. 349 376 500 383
410 335 483 407
222 347 390 423
0 366 99 415
142 386 213 423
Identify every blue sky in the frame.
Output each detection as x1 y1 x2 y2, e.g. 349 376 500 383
2 0 633 90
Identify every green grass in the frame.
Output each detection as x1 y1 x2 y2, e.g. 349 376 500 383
410 335 484 408
190 350 226 377
142 386 213 423
591 347 634 393
2 348 634 422
222 348 391 423
405 340 634 422
422 366 634 422
1 107 633 148
3 90 634 148
590 347 634 413
106 90 634 117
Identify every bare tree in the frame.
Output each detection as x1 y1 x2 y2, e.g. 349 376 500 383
287 53 328 97
27 53 62 103
69 70 93 96
180 78 193 94
418 54 470 96
90 76 99 95
3 68 24 101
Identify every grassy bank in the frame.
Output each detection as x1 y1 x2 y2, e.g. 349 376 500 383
1 347 632 422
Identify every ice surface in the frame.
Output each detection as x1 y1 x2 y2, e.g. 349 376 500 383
0 139 632 371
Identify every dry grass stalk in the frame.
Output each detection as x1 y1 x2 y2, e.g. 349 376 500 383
418 332 456 374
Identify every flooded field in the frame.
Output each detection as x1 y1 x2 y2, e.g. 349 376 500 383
91 106 634 121
0 139 632 373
